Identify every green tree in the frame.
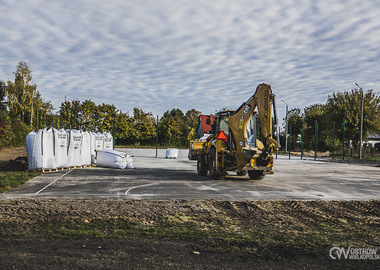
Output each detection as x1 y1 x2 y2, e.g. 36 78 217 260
6 62 37 124
97 103 118 132
58 99 81 129
131 108 156 145
80 100 99 130
184 109 201 141
0 111 13 147
0 81 7 112
303 104 330 151
326 89 380 145
284 108 303 149
158 108 187 147
115 111 133 142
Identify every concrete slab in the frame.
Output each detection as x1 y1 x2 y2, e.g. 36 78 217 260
1 148 379 200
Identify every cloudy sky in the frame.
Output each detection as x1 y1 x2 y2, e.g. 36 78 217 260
1 0 379 123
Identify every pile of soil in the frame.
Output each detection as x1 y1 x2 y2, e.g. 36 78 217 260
0 147 27 173
0 156 28 172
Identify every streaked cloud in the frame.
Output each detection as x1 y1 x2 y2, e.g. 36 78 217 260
0 0 379 122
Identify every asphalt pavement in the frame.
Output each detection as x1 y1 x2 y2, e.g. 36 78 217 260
1 148 379 200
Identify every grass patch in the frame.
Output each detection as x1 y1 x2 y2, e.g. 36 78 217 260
0 171 40 193
48 218 210 240
2 216 378 253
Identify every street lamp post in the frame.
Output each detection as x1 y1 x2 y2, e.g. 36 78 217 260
281 100 289 153
355 83 364 160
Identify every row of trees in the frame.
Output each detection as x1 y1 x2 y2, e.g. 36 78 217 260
1 61 380 150
0 62 53 146
284 89 380 152
58 101 200 147
0 61 201 147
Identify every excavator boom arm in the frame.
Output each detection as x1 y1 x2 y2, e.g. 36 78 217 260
226 83 278 155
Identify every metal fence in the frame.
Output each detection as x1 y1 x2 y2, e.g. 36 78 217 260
282 120 380 161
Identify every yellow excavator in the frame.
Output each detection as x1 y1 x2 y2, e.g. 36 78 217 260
196 83 279 180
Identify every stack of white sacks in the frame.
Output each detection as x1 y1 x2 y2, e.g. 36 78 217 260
26 128 133 170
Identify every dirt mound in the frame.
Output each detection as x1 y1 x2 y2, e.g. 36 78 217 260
0 147 28 173
0 156 28 172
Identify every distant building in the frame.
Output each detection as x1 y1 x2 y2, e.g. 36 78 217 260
368 134 380 151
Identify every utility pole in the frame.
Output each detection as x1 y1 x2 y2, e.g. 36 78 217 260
301 122 304 160
314 120 318 161
355 83 364 159
113 113 117 149
332 121 335 160
281 100 288 153
156 115 159 158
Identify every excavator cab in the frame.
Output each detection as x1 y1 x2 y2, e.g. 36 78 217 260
216 112 230 134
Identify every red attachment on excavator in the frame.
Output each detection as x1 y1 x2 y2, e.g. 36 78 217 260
216 130 228 143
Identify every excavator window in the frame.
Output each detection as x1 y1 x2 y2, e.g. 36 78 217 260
247 114 257 147
219 116 229 134
216 112 230 134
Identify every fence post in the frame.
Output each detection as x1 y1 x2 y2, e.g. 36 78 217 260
289 124 292 159
301 123 304 160
314 120 318 160
275 127 279 159
342 119 345 160
156 115 159 158
332 121 335 159
113 115 116 149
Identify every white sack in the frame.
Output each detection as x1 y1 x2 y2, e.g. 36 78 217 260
103 132 113 150
67 130 83 167
81 131 92 166
96 149 133 169
90 132 97 164
26 130 44 170
53 128 68 168
41 128 55 169
166 148 179 159
26 131 37 170
95 133 104 150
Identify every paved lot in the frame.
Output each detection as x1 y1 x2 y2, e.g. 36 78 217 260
1 148 379 200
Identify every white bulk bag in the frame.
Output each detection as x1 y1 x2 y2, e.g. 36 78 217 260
28 129 43 170
26 131 37 170
90 132 97 164
41 128 55 169
53 128 68 168
166 148 179 159
67 130 83 167
96 149 133 169
95 133 104 150
81 131 91 166
103 132 113 150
